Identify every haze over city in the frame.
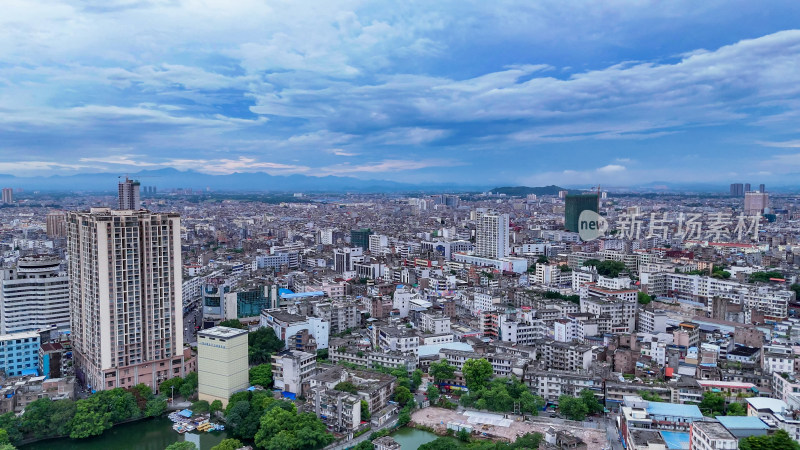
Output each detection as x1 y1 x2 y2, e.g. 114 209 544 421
2 1 800 189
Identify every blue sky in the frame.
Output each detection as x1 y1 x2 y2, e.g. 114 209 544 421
2 0 800 187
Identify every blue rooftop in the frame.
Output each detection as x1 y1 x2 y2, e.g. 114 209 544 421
646 402 703 420
660 431 690 450
280 291 325 299
715 416 769 430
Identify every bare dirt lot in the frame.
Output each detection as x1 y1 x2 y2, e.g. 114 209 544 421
410 407 607 447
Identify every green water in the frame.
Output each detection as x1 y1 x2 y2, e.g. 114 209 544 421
21 417 230 450
390 427 438 449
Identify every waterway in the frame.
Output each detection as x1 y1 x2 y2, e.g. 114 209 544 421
389 427 438 449
21 417 229 450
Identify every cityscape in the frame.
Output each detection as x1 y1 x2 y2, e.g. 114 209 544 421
3 2 800 450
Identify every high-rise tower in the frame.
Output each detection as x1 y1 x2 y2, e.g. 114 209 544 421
118 177 141 210
475 212 509 259
66 208 184 391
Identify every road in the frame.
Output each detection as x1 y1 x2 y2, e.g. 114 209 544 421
183 303 202 345
604 415 623 450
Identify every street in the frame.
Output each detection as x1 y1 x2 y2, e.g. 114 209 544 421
183 303 202 345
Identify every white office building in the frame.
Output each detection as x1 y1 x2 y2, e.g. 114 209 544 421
0 256 70 334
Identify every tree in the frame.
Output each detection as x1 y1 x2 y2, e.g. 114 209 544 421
726 402 747 416
165 442 197 450
334 381 359 394
211 438 244 450
790 283 800 299
740 429 800 450
179 372 199 399
210 400 223 417
226 401 259 440
398 407 412 427
191 400 210 414
510 433 543 449
579 389 604 415
558 395 588 421
458 428 470 442
638 390 661 402
219 319 246 329
637 292 652 305
0 429 9 446
418 438 460 450
0 413 21 445
145 396 168 418
463 358 493 392
352 442 374 450
249 364 273 388
427 383 440 404
699 392 726 416
394 386 413 407
519 391 544 415
159 377 184 397
68 399 111 439
254 404 333 450
249 327 285 364
21 398 76 438
360 400 370 422
412 369 423 389
429 361 456 384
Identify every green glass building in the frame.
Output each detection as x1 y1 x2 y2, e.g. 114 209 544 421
350 228 373 250
564 194 599 232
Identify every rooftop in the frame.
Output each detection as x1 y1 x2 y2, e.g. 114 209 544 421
646 401 703 420
692 421 736 440
198 326 249 339
714 415 769 430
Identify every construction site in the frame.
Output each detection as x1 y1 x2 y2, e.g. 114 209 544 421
410 407 608 447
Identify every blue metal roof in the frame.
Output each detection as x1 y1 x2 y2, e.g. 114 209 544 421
660 431 690 450
280 291 325 299
418 342 473 357
646 402 703 420
715 416 769 430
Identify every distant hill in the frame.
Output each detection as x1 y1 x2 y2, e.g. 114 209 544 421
489 185 579 196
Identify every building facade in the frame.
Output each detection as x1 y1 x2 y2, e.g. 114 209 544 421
0 256 70 334
197 326 248 407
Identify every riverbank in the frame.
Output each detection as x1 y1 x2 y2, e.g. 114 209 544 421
20 416 229 450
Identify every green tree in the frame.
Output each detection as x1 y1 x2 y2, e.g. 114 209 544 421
510 433 543 449
637 292 652 305
790 283 800 299
145 396 168 418
68 399 111 439
638 390 661 402
418 438 460 450
249 327 285 364
398 406 412 427
0 429 9 446
740 429 800 450
726 402 747 416
159 377 184 397
179 372 199 399
699 392 726 416
334 381 359 394
210 400 223 417
254 404 333 450
360 400 370 422
249 364 273 388
394 386 413 407
519 391 544 415
427 383 440 404
165 442 198 450
191 400 210 414
211 438 244 450
558 395 588 421
352 441 374 450
412 369 423 389
458 428 470 442
226 401 259 440
579 389 604 415
429 361 456 384
463 359 493 392
0 413 22 444
219 319 246 329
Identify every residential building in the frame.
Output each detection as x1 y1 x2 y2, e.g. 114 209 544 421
0 331 40 377
0 256 70 334
272 350 316 396
260 310 330 350
689 422 736 450
66 208 185 392
475 213 509 259
118 177 141 210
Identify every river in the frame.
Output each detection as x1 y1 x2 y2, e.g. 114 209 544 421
389 428 438 449
21 417 230 450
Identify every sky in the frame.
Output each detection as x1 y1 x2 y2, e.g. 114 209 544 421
2 0 800 188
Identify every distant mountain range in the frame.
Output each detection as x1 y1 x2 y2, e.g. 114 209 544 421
0 169 491 193
488 185 582 196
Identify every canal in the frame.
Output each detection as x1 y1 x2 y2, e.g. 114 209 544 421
21 417 230 450
389 427 438 449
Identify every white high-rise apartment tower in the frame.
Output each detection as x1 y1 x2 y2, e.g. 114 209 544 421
118 177 141 210
0 256 70 334
66 208 185 392
475 212 510 259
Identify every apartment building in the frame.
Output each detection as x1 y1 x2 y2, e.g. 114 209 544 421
272 350 316 396
0 256 70 334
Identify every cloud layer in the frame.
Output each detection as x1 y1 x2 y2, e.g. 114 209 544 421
1 0 800 186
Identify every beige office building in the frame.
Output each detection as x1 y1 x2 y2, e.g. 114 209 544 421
66 208 185 392
197 326 249 406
